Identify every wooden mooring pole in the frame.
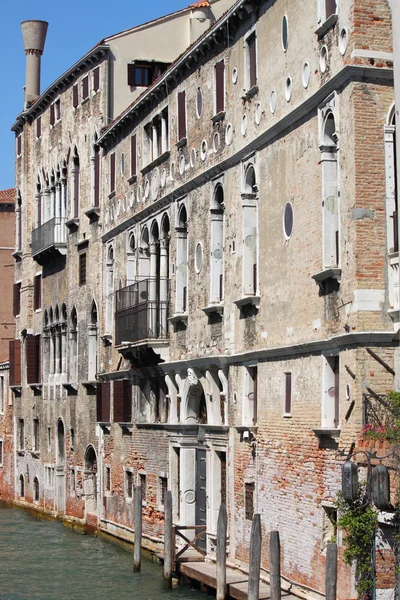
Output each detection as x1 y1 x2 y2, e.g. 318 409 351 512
133 485 142 572
163 491 173 588
248 514 262 600
325 543 338 600
270 530 281 600
216 504 227 600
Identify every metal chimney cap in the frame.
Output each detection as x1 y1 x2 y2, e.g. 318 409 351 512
21 20 49 53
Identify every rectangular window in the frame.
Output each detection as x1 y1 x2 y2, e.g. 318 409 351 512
36 117 41 138
125 470 133 499
245 482 254 520
0 440 3 466
33 418 39 452
70 428 75 451
130 135 137 177
215 60 225 114
73 84 79 108
17 134 22 157
94 145 100 207
93 67 100 92
13 282 21 317
127 63 152 87
47 427 51 452
284 372 292 415
34 274 42 310
246 32 257 89
97 382 111 423
177 91 187 141
322 356 339 428
0 376 4 414
244 365 257 426
159 476 168 507
71 468 76 493
18 419 24 450
139 473 147 504
26 334 42 385
105 466 111 492
50 103 55 126
9 339 21 387
79 253 87 286
319 0 337 22
82 75 89 101
110 153 116 193
55 99 61 121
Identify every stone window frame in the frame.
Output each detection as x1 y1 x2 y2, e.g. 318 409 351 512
104 464 112 496
124 466 134 502
243 25 258 95
70 467 76 496
138 471 147 506
157 471 168 511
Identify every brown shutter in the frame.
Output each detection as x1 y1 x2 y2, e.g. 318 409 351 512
9 340 21 387
97 382 110 422
36 117 41 138
130 135 137 177
36 335 42 384
34 275 41 311
127 64 135 86
13 283 21 317
123 380 132 422
94 146 100 207
113 380 124 423
248 34 257 88
285 372 292 414
73 84 79 108
93 67 100 92
50 103 55 125
82 76 89 100
110 153 116 192
178 91 186 141
26 335 37 384
215 60 225 114
325 0 336 18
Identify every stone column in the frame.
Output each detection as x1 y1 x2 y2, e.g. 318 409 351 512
161 114 168 154
160 238 169 336
149 242 158 337
152 123 158 161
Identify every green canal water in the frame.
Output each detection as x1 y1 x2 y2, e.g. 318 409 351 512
0 506 202 600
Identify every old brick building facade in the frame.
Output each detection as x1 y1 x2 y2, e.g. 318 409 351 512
7 0 399 598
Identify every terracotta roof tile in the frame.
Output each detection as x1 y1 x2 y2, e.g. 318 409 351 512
0 189 15 204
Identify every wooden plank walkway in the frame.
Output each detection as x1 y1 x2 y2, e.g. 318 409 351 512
180 561 299 600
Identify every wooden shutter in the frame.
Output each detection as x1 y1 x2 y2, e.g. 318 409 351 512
94 146 100 207
93 67 100 92
73 84 79 108
110 153 116 192
130 135 137 177
285 372 292 414
325 0 336 19
36 117 41 138
26 335 37 384
127 64 135 86
82 76 89 100
248 34 257 88
36 335 42 383
113 380 124 423
123 380 132 422
34 275 41 310
215 60 225 114
9 340 21 387
178 91 186 141
50 103 55 125
97 381 110 422
13 283 21 317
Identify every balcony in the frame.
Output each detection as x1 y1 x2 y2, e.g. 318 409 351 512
31 217 67 264
115 278 169 350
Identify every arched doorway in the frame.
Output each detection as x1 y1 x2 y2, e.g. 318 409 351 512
84 445 98 515
56 419 66 514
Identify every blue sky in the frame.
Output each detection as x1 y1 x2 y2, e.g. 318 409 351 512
0 0 191 191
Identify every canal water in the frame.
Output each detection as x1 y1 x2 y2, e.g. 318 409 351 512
0 506 202 600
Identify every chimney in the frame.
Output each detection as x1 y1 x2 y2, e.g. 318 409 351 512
21 20 48 108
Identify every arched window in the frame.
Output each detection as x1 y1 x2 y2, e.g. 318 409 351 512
60 304 67 377
176 205 188 313
210 184 225 304
127 232 137 285
72 148 80 219
160 214 170 336
16 190 22 252
105 247 114 335
57 419 65 466
19 474 25 498
69 307 78 382
33 477 39 501
385 106 399 320
242 165 258 296
139 227 150 280
88 301 98 381
92 134 100 208
35 176 42 228
320 110 339 269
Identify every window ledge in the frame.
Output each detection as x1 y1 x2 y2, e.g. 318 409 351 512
211 111 226 125
202 304 224 316
312 428 341 438
98 422 111 434
117 422 133 434
315 14 338 38
65 218 79 231
176 137 187 150
10 385 22 395
233 295 260 309
127 174 137 185
169 313 188 325
84 206 100 222
141 150 170 175
12 250 22 261
242 85 259 102
29 383 42 393
311 268 341 289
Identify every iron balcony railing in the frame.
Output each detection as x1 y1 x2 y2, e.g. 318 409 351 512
115 278 169 345
31 217 67 256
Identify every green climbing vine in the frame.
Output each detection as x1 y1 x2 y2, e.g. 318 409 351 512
335 484 378 598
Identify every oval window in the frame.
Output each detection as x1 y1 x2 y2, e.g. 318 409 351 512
283 202 293 239
282 16 288 51
196 88 203 118
195 243 203 273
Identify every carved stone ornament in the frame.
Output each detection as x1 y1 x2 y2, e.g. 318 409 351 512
187 368 198 386
184 490 195 504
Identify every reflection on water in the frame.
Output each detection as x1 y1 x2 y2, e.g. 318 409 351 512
0 506 200 600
